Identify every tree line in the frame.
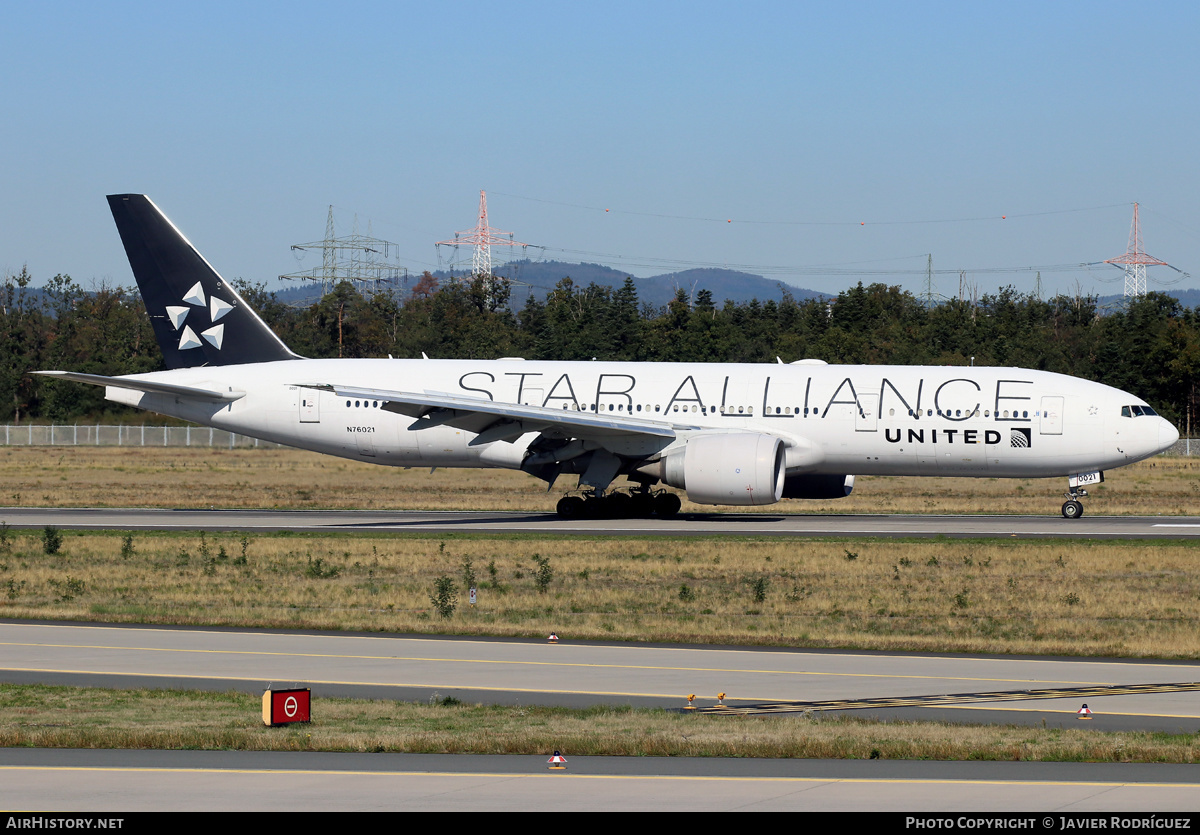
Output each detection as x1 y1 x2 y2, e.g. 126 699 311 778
4 267 1199 434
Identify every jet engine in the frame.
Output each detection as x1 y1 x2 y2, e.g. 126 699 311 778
644 433 786 506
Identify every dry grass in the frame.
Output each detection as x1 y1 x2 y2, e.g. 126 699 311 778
3 530 1200 657
0 446 1197 515
2 683 1198 762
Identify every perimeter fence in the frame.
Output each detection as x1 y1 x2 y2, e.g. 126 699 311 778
0 425 285 448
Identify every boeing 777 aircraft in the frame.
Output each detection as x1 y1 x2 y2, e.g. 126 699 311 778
39 195 1180 519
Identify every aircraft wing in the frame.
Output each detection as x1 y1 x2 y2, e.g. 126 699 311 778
34 371 245 402
300 383 698 446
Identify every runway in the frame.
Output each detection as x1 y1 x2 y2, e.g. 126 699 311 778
3 507 1200 538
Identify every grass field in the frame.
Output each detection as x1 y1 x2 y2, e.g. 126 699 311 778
3 529 1199 657
0 446 1197 515
3 683 1198 762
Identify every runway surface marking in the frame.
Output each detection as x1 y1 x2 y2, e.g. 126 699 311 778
3 765 1198 788
697 681 1200 715
0 639 1133 688
0 666 727 699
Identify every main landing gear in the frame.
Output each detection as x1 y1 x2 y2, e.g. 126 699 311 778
555 486 681 519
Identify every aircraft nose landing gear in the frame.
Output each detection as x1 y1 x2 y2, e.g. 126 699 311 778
1061 488 1087 519
1061 471 1101 519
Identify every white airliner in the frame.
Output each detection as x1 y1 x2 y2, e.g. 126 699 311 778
39 195 1180 519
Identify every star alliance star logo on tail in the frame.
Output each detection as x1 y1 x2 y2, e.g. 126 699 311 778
164 281 234 352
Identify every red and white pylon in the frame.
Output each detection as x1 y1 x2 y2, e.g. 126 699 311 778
1105 203 1170 299
436 190 530 280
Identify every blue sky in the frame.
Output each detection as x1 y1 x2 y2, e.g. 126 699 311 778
3 1 1198 300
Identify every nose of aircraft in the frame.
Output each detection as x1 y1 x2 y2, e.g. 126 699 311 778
1159 417 1180 452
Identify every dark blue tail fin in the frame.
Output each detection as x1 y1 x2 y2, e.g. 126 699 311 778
108 194 299 369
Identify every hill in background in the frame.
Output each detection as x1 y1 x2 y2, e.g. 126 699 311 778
273 261 827 308
224 261 1200 312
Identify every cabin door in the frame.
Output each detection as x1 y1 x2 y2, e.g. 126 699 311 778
1039 396 1064 435
299 390 320 423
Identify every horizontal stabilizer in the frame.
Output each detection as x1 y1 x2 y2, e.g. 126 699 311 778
34 371 245 402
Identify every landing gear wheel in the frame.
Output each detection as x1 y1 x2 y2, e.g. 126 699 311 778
602 492 632 519
654 492 682 519
1061 500 1084 519
556 496 585 519
629 492 656 518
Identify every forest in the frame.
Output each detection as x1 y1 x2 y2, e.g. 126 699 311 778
3 266 1198 435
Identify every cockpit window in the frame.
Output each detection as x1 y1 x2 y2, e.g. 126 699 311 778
1122 405 1157 417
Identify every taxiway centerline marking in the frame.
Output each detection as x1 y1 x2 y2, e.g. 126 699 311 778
2 765 1199 787
0 641 1116 687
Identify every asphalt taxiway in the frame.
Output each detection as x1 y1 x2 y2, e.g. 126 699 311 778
5 749 1200 811
3 507 1200 538
4 622 1199 733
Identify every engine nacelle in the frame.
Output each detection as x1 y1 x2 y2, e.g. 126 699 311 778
781 473 855 500
660 433 786 506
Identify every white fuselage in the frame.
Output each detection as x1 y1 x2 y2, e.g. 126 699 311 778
104 359 1178 482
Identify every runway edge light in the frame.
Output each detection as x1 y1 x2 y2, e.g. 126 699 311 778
548 750 568 770
263 687 311 726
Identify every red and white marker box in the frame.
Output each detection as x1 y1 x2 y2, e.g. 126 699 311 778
263 688 311 726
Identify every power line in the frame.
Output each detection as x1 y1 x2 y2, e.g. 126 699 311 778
489 191 1131 228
